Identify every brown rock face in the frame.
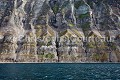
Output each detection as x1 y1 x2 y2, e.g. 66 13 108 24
0 0 120 62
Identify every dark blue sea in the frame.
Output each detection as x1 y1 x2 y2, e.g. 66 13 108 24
0 63 120 80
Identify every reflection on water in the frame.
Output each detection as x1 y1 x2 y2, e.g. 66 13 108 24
0 63 120 80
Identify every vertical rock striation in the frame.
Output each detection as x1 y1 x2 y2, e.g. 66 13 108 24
0 0 120 62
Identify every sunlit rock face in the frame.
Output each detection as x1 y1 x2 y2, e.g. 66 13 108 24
0 0 120 62
0 33 17 62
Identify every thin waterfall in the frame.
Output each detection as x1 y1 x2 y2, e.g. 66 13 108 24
70 0 76 26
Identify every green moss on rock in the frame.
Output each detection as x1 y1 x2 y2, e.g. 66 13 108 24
87 42 95 48
81 22 91 31
68 23 75 27
45 53 55 59
79 12 90 19
74 1 85 9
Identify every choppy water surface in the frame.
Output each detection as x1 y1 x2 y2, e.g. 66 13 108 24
0 63 120 80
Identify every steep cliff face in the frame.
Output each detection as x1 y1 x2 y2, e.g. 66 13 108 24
0 0 120 62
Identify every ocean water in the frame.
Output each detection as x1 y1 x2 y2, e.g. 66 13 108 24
0 63 120 80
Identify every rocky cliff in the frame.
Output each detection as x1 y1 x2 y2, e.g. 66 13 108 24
0 0 120 62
